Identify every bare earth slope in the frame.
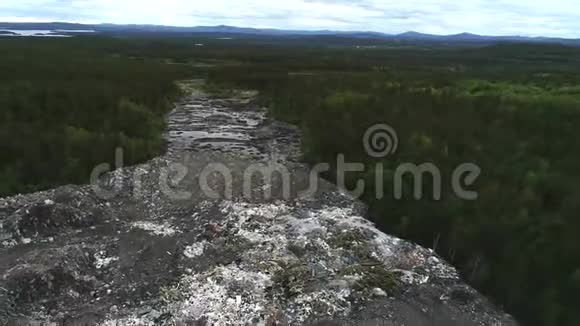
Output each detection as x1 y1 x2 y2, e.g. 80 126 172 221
0 87 516 325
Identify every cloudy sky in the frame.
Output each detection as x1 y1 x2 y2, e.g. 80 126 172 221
1 0 580 37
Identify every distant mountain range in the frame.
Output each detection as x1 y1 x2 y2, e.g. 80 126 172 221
2 22 580 46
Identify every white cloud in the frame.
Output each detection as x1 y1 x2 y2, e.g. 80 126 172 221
1 0 580 37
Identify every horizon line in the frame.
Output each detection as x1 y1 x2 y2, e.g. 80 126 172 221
1 21 579 40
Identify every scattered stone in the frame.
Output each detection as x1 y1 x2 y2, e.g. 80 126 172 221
372 288 388 297
184 241 207 258
131 221 179 237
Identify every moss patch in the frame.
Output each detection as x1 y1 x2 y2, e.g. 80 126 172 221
341 263 399 294
327 230 367 250
327 229 376 262
272 263 313 299
160 284 185 304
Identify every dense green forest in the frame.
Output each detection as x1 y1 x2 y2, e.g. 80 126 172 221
1 34 580 325
0 37 190 195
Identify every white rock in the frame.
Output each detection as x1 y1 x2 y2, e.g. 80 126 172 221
95 252 119 269
184 241 207 258
131 221 179 236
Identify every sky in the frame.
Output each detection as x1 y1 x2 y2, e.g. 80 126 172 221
1 0 580 38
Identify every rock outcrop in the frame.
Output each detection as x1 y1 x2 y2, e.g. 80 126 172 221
0 86 516 325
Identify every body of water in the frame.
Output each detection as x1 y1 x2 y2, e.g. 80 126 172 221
0 29 96 37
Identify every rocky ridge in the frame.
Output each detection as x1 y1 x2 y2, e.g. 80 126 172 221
0 84 516 325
